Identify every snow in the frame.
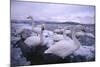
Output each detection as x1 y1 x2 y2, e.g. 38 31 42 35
73 45 95 59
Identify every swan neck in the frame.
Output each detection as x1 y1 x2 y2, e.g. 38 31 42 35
40 29 44 45
71 29 80 48
63 30 68 40
32 19 35 31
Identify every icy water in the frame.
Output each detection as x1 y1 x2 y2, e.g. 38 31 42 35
11 21 95 66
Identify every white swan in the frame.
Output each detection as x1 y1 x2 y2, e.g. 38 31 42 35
27 16 45 35
24 24 45 47
64 26 94 38
44 25 85 59
53 26 67 42
24 29 55 48
54 26 64 34
53 33 64 42
24 24 54 48
64 30 71 35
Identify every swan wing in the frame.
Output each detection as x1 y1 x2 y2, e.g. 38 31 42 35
44 40 75 58
24 36 40 46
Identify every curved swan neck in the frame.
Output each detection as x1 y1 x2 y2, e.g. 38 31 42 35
71 28 80 48
63 29 68 40
31 19 35 31
40 27 44 45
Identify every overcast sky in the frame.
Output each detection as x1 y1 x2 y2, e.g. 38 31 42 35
11 1 95 24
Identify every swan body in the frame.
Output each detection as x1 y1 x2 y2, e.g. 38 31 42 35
42 30 54 47
64 30 71 35
44 25 83 59
43 30 54 37
54 28 64 34
44 39 79 59
43 36 54 48
24 35 41 47
65 30 94 38
32 25 43 35
53 34 64 42
24 30 54 48
54 29 62 34
64 26 94 38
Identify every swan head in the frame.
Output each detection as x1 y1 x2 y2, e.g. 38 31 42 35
75 25 86 32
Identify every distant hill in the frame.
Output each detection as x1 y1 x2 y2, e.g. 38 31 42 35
45 21 80 25
11 20 95 26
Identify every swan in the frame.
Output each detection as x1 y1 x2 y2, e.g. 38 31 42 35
42 30 54 48
54 26 64 34
27 16 45 36
53 27 72 42
24 23 54 48
53 27 66 42
24 30 54 48
27 16 53 36
64 30 71 35
24 24 45 47
53 33 64 42
16 23 48 64
64 26 94 38
44 25 85 59
25 16 55 48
